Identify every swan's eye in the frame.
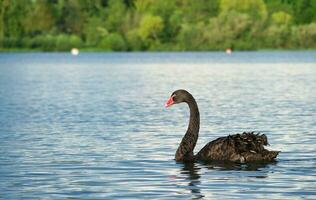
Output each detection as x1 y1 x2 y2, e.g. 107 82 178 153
172 94 177 101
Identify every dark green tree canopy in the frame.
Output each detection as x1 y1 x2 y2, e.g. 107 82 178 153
0 0 315 51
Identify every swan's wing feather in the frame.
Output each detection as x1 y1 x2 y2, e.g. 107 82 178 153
195 132 278 162
196 136 240 161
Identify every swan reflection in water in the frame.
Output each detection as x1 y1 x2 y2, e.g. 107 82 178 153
180 162 203 199
202 160 277 172
176 161 277 199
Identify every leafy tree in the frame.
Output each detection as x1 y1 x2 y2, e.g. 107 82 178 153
265 25 291 48
83 17 107 46
219 0 268 45
105 0 127 32
220 0 267 22
292 23 316 48
138 15 164 48
181 0 220 23
271 11 292 26
206 11 253 50
77 0 105 17
59 0 85 35
0 0 9 44
177 22 207 50
0 0 29 47
23 0 56 35
264 0 293 15
134 0 153 14
292 0 316 24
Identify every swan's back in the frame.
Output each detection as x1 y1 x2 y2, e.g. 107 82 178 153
195 132 279 163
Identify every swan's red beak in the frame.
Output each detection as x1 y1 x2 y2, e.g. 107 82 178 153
165 96 174 108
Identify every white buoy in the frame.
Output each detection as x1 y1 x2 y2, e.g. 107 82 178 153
226 48 232 54
71 48 79 56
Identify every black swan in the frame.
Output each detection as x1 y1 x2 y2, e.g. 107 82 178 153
165 89 279 163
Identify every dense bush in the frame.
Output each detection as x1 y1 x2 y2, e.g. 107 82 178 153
99 33 127 51
24 34 83 51
292 23 316 49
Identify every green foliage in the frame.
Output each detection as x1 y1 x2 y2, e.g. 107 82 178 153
271 11 292 26
264 0 293 15
177 22 207 50
57 34 83 50
126 29 144 51
181 0 219 23
105 0 126 32
220 0 267 22
23 1 56 34
32 34 56 50
84 17 108 46
1 0 316 51
207 11 253 50
292 0 316 24
138 15 164 48
1 0 28 39
147 0 176 20
59 0 85 35
264 25 292 48
292 23 316 48
134 0 152 14
99 33 127 51
28 34 83 51
0 0 8 43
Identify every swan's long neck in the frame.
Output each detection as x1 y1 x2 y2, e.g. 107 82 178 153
175 96 200 162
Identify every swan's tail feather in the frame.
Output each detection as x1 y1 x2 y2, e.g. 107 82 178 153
232 132 279 162
266 150 280 160
233 132 268 154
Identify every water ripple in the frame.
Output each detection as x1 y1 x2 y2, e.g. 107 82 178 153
0 52 315 199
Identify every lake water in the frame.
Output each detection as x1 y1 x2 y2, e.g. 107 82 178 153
0 52 315 199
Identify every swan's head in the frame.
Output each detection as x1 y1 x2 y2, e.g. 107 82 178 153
165 89 191 108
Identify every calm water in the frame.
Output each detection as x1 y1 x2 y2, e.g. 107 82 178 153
0 52 315 199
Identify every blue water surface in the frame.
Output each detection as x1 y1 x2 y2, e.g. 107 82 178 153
0 52 315 199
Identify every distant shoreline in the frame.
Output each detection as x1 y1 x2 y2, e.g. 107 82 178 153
1 48 316 53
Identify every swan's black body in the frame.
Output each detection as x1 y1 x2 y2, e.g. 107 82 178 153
165 89 279 163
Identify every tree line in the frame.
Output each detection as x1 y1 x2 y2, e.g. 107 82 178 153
0 0 315 51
